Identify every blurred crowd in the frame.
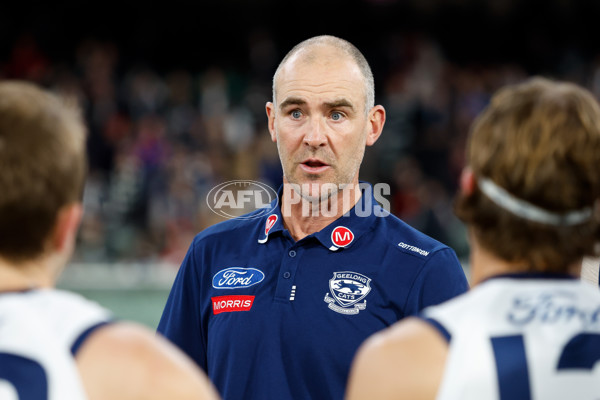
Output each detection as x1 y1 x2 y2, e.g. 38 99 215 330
3 31 599 265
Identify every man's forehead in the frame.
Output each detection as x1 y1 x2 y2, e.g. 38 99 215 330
276 55 365 107
281 48 361 79
287 43 346 67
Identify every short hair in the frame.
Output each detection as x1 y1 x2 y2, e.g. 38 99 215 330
272 35 375 113
0 81 87 263
455 77 600 273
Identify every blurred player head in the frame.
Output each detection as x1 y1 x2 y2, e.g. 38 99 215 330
0 81 221 400
0 81 86 274
266 35 385 202
455 77 600 275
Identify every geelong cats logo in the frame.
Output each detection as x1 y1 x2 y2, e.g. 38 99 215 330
324 271 371 315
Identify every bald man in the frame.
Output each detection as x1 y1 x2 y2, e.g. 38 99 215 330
158 35 468 400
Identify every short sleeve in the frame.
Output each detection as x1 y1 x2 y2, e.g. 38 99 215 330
404 247 469 316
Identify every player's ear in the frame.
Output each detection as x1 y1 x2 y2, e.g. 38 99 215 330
460 167 476 197
51 203 83 253
266 102 277 143
366 105 385 146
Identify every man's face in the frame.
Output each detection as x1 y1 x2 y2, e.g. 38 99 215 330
266 48 380 201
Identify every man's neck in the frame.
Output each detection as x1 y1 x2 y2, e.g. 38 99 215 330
281 183 363 241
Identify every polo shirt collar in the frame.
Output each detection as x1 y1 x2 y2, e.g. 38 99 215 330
257 183 381 251
257 203 285 244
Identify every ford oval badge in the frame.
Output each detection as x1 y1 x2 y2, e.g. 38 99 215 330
212 267 265 289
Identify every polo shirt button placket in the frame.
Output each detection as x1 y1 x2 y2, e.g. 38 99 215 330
274 246 301 302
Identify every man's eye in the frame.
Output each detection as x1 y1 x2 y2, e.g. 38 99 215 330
331 112 343 121
291 110 302 119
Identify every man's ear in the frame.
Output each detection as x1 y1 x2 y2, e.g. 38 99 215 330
51 203 83 253
266 102 277 143
460 167 476 196
366 105 385 146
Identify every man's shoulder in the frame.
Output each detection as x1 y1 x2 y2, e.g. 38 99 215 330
375 212 452 259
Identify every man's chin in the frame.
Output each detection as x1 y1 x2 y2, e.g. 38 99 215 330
287 180 340 202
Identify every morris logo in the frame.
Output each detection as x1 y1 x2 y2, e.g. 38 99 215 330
212 267 265 289
324 271 372 315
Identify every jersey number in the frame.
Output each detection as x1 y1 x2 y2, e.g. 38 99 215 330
491 333 600 400
0 352 48 399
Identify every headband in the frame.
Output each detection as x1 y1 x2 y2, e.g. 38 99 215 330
478 177 593 226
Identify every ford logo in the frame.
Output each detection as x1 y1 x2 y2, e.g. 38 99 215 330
212 267 265 289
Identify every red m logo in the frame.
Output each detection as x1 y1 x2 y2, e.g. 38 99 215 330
331 226 354 247
335 231 351 242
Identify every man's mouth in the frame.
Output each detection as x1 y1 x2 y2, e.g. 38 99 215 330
300 158 330 173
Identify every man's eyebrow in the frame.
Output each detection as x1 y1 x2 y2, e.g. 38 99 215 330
278 97 355 111
323 99 354 110
279 97 306 110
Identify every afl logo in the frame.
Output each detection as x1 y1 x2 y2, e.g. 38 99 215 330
212 267 265 289
206 180 278 220
330 226 354 250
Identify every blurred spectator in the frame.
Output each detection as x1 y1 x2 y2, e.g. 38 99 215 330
3 23 596 266
4 33 49 82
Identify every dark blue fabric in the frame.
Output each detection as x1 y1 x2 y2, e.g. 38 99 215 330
0 352 48 399
557 333 600 370
157 184 469 400
491 335 532 400
70 321 113 355
419 316 452 342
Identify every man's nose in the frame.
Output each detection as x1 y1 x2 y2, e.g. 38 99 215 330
303 118 327 147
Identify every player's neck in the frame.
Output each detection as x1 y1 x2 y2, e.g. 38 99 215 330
467 231 524 286
469 250 513 286
468 232 581 285
0 256 55 292
281 182 362 241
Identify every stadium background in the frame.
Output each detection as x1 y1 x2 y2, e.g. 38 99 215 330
2 0 599 328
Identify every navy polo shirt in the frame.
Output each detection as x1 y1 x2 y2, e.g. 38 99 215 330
157 184 469 400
